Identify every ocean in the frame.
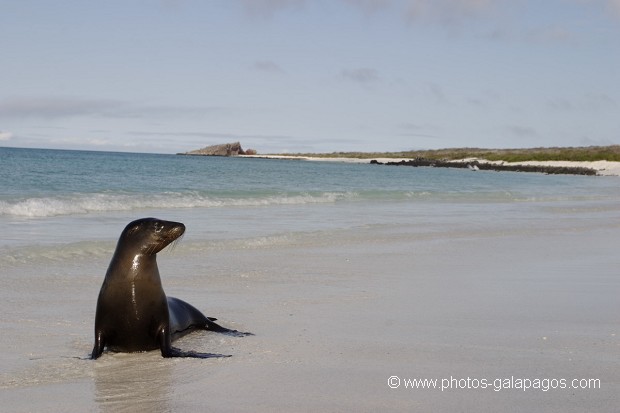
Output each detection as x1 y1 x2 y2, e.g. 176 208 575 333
1 146 619 412
2 146 619 250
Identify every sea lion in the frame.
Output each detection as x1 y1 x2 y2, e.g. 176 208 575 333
91 217 250 359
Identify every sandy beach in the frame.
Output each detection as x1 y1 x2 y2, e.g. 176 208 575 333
241 155 620 176
1 206 618 412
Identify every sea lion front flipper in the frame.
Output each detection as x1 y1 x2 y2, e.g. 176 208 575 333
157 324 230 359
91 331 106 360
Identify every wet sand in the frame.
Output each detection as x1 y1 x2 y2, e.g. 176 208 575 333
1 214 619 412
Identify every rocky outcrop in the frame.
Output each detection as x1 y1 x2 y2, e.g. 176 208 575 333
179 142 245 156
370 158 597 175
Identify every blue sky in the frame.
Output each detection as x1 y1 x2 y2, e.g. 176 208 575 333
1 0 619 154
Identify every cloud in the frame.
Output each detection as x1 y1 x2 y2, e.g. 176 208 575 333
397 0 620 28
239 0 497 22
108 104 224 119
0 96 223 120
610 0 620 15
254 60 286 74
403 0 498 25
547 98 574 112
237 0 620 27
583 92 617 111
129 130 303 143
571 0 620 16
399 122 429 131
579 136 615 146
547 93 616 112
341 68 380 84
0 131 13 141
427 82 451 104
239 0 305 17
343 0 391 14
507 125 538 138
0 97 125 119
525 25 576 45
50 136 117 147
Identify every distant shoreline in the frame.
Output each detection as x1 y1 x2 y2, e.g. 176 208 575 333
258 145 620 162
240 154 620 176
178 144 620 176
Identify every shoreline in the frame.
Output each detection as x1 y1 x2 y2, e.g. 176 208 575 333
240 155 620 176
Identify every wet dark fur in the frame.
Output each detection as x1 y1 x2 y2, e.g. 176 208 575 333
91 218 250 359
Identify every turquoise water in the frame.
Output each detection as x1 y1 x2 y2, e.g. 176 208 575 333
1 146 620 251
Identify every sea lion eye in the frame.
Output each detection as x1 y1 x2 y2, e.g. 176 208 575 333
154 222 163 233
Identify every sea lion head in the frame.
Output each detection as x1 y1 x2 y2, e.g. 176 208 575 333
119 217 185 255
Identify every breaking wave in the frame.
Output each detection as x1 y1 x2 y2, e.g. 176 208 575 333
0 191 359 218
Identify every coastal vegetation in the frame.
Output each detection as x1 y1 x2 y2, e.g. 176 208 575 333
276 145 620 162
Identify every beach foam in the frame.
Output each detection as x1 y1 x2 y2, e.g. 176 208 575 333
0 192 358 217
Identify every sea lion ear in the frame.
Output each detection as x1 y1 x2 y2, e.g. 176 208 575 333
123 219 146 236
125 224 141 236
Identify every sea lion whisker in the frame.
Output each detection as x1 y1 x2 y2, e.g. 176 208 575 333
146 244 157 255
169 234 184 252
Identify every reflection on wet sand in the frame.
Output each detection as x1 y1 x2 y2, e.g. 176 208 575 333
94 353 173 413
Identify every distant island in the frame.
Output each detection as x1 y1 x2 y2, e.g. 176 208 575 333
178 142 256 156
178 143 620 176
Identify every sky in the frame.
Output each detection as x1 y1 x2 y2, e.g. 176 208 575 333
1 0 619 154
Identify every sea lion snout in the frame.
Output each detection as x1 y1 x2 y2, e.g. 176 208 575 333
154 219 185 240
